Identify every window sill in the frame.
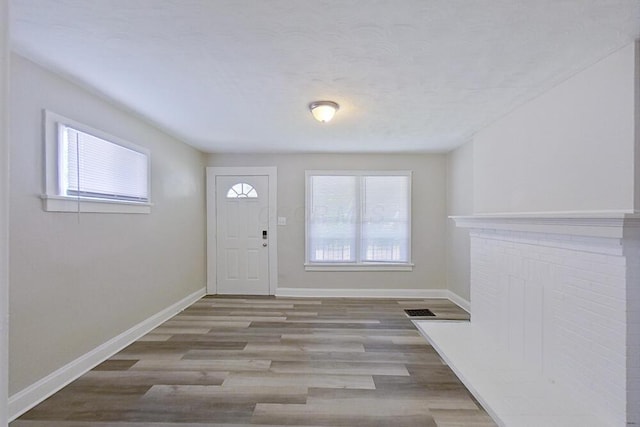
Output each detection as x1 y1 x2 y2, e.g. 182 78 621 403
41 195 152 214
304 263 414 272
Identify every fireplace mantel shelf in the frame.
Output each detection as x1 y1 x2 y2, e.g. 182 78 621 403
450 212 640 239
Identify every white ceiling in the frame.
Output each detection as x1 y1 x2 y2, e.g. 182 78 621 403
9 1 640 154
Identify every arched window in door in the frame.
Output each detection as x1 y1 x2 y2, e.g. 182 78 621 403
226 182 258 198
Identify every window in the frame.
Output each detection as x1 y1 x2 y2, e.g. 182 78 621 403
43 110 151 213
60 126 149 202
226 183 258 198
305 170 412 271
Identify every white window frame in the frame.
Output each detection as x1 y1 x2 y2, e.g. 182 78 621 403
42 110 152 214
305 170 413 271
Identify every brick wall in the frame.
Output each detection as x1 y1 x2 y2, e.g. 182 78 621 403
469 227 633 426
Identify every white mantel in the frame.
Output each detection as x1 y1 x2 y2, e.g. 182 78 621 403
439 213 639 426
451 212 640 238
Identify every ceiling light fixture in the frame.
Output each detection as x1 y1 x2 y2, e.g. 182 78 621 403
309 101 339 123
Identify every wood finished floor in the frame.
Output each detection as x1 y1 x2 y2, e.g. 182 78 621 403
12 296 496 427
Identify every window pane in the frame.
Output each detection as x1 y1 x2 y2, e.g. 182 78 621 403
63 126 148 202
309 176 357 262
227 182 258 198
361 176 409 262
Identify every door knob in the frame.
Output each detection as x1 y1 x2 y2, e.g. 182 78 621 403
262 243 268 247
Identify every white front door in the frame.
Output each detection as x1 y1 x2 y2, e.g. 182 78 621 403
215 175 270 295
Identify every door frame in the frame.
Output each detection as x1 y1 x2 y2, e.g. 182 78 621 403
206 166 278 295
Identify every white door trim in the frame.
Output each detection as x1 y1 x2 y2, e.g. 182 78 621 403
206 167 278 295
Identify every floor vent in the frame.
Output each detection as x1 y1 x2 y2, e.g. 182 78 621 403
404 309 435 317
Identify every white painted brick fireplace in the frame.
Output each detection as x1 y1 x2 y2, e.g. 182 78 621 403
419 214 639 426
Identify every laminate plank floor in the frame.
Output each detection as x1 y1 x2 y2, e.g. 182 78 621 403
12 297 496 427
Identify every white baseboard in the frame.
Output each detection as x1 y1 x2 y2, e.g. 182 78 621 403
445 290 470 313
8 287 206 421
275 287 451 299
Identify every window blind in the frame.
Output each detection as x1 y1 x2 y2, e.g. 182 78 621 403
308 175 357 262
60 125 149 202
307 173 410 264
361 176 409 262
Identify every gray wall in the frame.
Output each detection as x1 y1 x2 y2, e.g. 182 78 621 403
207 153 447 291
473 42 637 214
444 42 639 305
1 0 9 423
445 141 473 302
9 54 207 394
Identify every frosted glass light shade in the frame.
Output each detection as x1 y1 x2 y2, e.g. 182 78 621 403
309 101 339 123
